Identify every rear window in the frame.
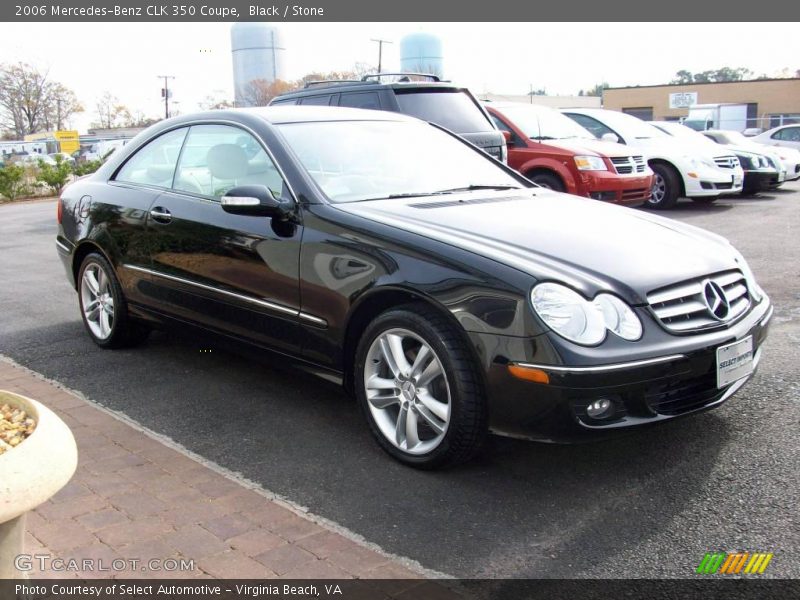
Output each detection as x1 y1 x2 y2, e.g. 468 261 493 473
394 91 493 133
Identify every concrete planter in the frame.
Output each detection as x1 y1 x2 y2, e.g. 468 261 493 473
0 390 77 579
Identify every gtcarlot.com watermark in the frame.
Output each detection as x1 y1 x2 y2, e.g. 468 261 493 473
15 553 195 573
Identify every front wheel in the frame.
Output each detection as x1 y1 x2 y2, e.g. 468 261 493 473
528 172 565 192
77 253 149 348
646 163 681 210
354 304 487 469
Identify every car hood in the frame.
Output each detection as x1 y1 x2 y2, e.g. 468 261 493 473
623 136 729 161
537 137 638 158
336 190 738 304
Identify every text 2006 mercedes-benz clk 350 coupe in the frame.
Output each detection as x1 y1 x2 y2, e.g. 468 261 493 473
56 107 771 468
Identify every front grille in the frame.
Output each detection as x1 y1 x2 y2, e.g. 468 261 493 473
715 182 733 190
648 270 750 333
610 156 646 175
714 155 739 169
645 372 723 415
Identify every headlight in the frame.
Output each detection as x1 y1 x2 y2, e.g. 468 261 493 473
531 283 642 345
574 156 607 171
732 249 764 302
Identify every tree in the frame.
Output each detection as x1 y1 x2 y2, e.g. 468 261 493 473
242 79 295 107
93 92 131 129
581 82 609 97
670 67 752 84
36 154 72 195
527 88 547 96
0 62 83 137
199 92 234 111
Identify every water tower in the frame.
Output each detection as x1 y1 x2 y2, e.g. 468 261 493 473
400 33 444 78
230 23 286 107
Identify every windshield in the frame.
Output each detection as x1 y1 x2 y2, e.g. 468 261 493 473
593 111 669 140
716 131 749 145
496 104 595 140
394 91 494 133
655 122 717 145
277 120 523 203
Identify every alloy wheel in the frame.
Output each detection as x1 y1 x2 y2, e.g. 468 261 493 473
80 263 115 340
650 173 666 204
363 328 451 455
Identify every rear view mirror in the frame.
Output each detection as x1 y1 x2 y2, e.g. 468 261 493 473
601 133 620 144
221 184 295 220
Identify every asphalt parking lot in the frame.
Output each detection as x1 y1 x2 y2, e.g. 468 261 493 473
1 185 798 579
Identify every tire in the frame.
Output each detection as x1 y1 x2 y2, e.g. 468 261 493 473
77 253 149 349
646 163 681 210
528 172 564 192
354 304 488 469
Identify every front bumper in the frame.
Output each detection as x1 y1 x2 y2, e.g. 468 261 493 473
684 167 744 197
475 297 772 442
742 170 780 192
576 171 653 206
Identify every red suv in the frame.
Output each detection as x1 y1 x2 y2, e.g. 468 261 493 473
486 103 653 206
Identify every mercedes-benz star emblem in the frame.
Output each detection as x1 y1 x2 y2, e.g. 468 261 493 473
702 280 731 321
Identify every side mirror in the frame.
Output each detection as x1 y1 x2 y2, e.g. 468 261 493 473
221 184 295 220
501 130 513 144
601 132 620 144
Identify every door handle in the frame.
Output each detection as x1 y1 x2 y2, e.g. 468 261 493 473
149 207 172 224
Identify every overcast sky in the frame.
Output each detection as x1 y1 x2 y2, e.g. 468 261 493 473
1 22 797 133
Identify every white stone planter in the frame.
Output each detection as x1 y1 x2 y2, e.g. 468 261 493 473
0 390 78 579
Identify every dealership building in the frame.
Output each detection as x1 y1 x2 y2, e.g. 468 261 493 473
602 78 800 130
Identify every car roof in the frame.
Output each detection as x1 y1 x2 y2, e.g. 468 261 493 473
273 79 465 100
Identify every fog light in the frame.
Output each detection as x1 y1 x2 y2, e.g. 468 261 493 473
586 398 613 419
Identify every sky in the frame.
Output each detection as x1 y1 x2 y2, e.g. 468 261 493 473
0 22 798 133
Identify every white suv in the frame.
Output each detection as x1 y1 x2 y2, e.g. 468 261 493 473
562 108 744 209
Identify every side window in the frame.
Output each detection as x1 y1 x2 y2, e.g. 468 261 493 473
299 95 333 106
490 115 512 134
566 114 617 141
775 127 800 142
173 124 285 199
339 92 381 110
772 129 785 140
114 128 187 188
271 98 297 105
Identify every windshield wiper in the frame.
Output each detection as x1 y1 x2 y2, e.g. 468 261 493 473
530 136 557 140
432 184 522 194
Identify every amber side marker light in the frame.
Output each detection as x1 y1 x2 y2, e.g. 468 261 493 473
508 364 550 384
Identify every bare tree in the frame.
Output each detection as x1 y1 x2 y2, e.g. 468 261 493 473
93 92 131 129
0 62 83 137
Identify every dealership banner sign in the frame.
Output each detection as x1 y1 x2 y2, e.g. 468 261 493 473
4 0 800 21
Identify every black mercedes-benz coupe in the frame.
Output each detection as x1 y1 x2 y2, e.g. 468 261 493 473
56 106 772 468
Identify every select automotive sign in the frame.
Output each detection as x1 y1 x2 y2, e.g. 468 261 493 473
669 92 698 109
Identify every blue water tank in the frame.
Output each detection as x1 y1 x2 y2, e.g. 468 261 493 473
400 33 444 78
231 23 285 107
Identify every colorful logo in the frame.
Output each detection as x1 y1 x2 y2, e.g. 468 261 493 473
696 552 774 575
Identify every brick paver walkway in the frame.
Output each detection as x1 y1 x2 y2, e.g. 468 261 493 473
0 358 430 584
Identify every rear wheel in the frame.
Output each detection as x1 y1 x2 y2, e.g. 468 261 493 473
646 163 681 210
78 253 149 349
354 304 487 469
528 172 564 192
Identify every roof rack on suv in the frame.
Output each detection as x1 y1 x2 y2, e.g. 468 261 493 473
304 79 364 88
361 73 442 82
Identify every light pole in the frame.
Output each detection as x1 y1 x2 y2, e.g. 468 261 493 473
370 38 392 74
157 75 175 119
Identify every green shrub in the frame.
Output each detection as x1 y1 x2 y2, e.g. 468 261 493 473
36 155 73 195
0 163 27 200
73 159 104 177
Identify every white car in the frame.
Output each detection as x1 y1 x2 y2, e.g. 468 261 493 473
562 108 743 209
702 129 799 182
750 124 800 151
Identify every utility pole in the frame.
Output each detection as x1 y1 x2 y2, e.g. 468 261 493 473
370 38 392 74
157 75 175 119
529 83 533 104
